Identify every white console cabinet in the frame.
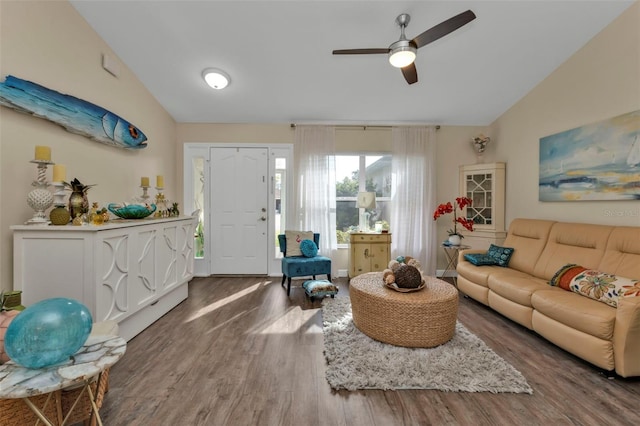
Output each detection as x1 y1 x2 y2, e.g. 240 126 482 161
12 216 197 341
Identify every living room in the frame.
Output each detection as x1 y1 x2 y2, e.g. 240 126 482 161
1 1 639 424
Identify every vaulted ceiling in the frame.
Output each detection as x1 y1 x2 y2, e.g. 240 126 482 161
70 1 634 126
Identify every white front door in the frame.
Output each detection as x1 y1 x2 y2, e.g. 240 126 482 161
210 147 269 274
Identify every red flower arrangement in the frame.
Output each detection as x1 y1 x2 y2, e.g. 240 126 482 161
433 197 475 238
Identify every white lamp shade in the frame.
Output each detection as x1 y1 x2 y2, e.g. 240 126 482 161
356 192 376 209
203 68 230 90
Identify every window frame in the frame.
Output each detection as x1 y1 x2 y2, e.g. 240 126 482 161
335 153 392 248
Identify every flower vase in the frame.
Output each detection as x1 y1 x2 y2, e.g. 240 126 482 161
448 234 462 246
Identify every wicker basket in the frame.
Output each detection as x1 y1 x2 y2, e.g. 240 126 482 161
0 391 62 426
0 368 110 426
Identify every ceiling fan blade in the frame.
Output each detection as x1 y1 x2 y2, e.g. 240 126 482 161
401 63 418 85
412 10 476 49
332 48 390 55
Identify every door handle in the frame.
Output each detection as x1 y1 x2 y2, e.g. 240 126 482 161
261 216 267 221
364 248 369 258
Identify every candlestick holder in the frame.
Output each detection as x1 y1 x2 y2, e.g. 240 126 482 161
26 160 54 225
154 190 167 217
140 185 150 201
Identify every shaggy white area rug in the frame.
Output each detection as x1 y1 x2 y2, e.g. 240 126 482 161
322 297 533 393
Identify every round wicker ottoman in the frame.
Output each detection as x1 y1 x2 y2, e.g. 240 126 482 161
349 272 459 348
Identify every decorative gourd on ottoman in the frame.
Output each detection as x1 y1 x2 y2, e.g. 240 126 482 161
394 264 423 289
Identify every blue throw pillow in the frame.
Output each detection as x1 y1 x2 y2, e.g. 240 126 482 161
300 239 318 257
464 253 498 266
487 244 515 267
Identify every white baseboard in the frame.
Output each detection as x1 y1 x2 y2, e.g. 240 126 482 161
436 269 458 278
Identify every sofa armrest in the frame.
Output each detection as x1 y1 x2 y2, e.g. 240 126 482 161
614 296 640 377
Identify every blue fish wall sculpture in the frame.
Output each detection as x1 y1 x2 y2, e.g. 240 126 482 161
0 75 147 149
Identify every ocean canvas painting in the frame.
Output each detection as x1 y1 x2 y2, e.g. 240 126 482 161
539 110 640 201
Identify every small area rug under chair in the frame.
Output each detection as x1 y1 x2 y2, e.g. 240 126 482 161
322 297 533 393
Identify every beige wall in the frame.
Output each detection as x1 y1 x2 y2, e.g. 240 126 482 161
0 1 177 291
2 2 637 290
491 2 640 228
177 123 487 271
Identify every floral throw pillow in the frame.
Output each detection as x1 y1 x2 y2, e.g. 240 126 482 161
569 270 640 308
487 244 515 267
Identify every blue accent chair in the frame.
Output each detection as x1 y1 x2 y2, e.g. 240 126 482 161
278 233 332 297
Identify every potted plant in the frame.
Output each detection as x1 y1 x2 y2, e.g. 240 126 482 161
433 197 474 245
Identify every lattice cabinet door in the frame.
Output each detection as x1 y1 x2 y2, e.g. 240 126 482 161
458 163 506 247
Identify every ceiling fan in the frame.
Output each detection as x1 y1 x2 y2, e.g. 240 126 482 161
332 10 476 85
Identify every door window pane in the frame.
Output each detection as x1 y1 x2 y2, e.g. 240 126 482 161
193 157 205 259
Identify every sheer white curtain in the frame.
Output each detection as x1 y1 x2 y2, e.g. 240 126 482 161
390 126 437 275
291 125 337 256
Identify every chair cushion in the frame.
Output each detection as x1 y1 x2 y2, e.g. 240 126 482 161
300 239 318 257
282 255 331 277
285 230 314 256
303 280 338 298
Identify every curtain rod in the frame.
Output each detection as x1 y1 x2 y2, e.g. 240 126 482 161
290 123 440 130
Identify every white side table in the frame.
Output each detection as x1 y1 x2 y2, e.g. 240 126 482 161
0 335 126 426
442 243 471 286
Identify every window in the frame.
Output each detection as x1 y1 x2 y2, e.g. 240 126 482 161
336 155 391 244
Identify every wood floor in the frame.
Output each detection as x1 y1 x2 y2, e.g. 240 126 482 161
100 276 640 426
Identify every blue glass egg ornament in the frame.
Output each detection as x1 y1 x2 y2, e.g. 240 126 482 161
396 256 405 263
5 298 93 369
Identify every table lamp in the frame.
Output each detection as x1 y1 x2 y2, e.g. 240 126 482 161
356 191 376 232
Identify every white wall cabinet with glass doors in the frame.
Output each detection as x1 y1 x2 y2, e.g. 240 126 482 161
184 144 292 277
458 162 507 249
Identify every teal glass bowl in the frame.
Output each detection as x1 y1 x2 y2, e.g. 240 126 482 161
108 203 156 219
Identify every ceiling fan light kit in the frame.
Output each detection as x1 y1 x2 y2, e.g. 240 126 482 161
388 40 417 68
332 10 476 85
202 68 230 90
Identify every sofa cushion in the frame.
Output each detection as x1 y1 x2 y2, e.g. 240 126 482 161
457 260 505 287
533 222 612 281
532 289 616 340
487 244 515 267
464 253 497 266
598 226 640 279
569 270 640 308
502 218 556 275
488 274 550 307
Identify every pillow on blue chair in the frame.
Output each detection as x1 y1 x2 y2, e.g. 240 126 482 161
300 239 318 257
464 253 497 266
487 244 515 267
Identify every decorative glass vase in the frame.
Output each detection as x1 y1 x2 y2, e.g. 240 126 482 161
5 298 92 368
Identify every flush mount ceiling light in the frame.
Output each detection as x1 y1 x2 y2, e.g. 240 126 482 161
202 68 230 90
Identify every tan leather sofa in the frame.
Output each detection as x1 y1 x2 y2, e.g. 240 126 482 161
457 218 640 377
